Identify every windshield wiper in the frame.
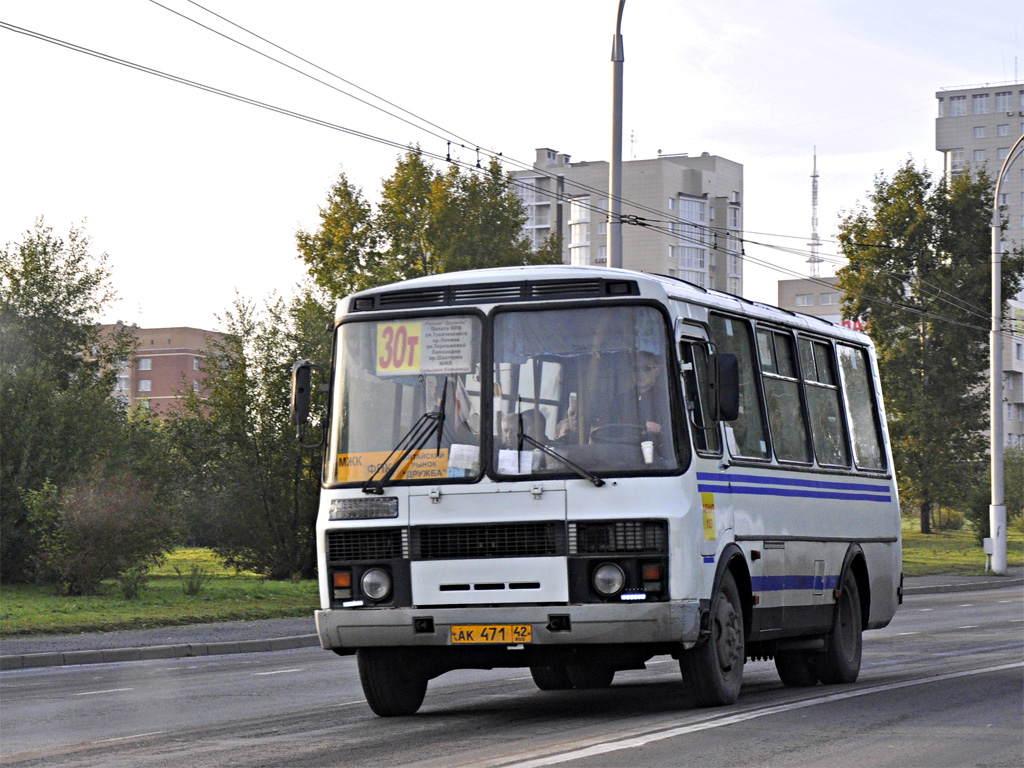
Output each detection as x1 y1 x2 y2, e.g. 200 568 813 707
362 381 448 494
516 432 605 488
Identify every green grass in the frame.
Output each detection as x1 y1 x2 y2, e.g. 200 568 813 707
0 548 317 637
2 527 1022 638
901 519 1024 577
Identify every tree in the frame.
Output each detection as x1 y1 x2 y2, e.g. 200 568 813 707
0 219 150 582
296 149 561 298
836 161 1024 533
167 290 330 579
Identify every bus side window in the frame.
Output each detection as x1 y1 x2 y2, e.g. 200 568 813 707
757 328 811 463
709 314 769 460
799 338 850 467
837 344 886 470
680 341 722 455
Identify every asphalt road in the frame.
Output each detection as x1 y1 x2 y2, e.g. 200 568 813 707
1 585 1021 768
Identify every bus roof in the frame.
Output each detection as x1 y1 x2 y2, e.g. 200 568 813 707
340 265 872 347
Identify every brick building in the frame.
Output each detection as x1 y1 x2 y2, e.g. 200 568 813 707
101 324 223 416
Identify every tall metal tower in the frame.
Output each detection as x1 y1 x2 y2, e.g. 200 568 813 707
807 148 822 278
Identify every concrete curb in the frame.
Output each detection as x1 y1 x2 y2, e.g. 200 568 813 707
901 575 1024 596
1 634 320 671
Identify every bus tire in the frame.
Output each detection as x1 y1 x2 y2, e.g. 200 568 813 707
357 648 428 716
774 650 819 687
813 569 862 685
530 664 574 690
566 665 615 689
680 570 744 706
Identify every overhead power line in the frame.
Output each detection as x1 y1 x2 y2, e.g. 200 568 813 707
2 15 1010 337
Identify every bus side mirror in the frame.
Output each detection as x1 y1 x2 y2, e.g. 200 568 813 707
290 359 314 440
709 353 739 422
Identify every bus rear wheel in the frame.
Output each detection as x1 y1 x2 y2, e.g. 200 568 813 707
775 650 819 687
530 664 573 690
680 570 744 706
357 648 428 716
813 569 862 684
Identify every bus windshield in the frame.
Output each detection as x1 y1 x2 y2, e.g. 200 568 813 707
326 314 484 486
492 304 681 477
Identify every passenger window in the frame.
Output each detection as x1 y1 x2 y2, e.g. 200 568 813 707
799 338 850 467
709 314 769 459
837 344 886 469
757 329 811 463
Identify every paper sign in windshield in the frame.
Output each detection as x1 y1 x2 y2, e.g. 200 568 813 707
376 317 473 376
337 449 449 483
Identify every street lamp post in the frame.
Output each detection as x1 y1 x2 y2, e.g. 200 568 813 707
990 132 1024 575
608 0 625 270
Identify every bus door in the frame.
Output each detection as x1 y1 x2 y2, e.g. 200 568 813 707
676 324 732 562
702 313 784 635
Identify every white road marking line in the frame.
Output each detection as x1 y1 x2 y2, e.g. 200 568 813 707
72 687 134 696
252 668 303 676
487 662 1024 768
96 731 168 744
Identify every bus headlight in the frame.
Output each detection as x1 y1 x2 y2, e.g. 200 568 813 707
592 562 625 597
360 568 392 601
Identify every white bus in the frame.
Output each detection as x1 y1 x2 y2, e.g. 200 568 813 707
291 265 902 716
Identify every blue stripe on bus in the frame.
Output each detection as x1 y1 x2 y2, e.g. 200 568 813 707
696 472 892 503
751 574 840 592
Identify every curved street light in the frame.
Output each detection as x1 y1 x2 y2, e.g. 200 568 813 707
989 131 1024 575
608 0 625 269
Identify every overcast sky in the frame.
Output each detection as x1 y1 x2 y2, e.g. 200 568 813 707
2 1 1022 330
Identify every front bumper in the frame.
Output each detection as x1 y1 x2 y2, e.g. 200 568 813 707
315 599 701 651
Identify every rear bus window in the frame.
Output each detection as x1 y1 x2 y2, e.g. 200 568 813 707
836 344 885 470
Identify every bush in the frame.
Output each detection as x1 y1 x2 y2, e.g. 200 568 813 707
935 508 965 531
25 468 177 596
965 448 1024 543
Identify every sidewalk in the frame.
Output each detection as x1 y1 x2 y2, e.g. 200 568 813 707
2 569 1021 671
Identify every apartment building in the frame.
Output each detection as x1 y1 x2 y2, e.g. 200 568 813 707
101 323 222 416
514 148 744 295
935 81 1024 300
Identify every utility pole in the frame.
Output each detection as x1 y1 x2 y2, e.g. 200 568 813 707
989 132 1024 575
608 0 625 269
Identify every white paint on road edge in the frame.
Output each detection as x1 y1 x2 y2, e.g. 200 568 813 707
489 662 1024 768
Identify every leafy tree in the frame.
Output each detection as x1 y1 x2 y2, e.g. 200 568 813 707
167 291 331 579
836 161 1024 533
296 149 561 298
1 219 146 582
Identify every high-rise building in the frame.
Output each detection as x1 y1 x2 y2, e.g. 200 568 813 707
935 82 1024 300
514 148 744 295
936 82 1024 446
100 324 222 416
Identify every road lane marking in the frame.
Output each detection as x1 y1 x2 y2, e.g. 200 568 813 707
488 662 1024 768
71 688 134 696
252 668 303 676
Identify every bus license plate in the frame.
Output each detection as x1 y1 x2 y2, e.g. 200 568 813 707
450 624 532 644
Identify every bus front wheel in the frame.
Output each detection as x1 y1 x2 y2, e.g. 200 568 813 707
680 570 744 706
357 648 428 716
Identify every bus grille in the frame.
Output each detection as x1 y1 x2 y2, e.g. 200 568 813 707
326 528 408 562
569 520 667 555
412 522 565 560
